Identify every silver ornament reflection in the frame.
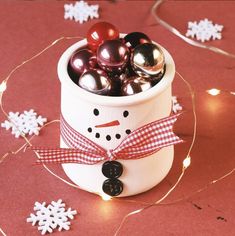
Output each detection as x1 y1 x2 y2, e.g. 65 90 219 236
78 69 112 95
149 64 166 86
131 43 165 78
121 76 152 96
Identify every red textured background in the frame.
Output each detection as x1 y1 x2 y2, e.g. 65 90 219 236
0 1 234 235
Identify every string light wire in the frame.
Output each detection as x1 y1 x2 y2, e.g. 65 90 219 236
0 227 7 236
151 0 235 59
0 120 60 164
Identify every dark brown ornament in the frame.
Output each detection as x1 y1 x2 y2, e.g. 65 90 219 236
123 32 151 49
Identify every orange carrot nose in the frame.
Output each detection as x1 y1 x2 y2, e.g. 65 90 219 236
95 120 120 128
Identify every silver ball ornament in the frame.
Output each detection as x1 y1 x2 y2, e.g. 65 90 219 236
78 69 112 95
131 43 165 78
121 76 152 96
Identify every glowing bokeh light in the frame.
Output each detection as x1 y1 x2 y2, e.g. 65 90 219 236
101 194 112 201
183 156 191 169
207 88 221 96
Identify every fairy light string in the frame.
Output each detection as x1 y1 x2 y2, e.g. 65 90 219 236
0 36 234 236
0 227 7 236
113 167 235 207
0 120 60 164
0 36 83 152
152 0 235 59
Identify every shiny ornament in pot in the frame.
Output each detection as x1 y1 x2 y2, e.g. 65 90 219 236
78 69 112 95
131 43 165 78
87 22 119 51
150 64 166 86
123 32 151 49
97 40 130 74
121 76 152 96
69 49 97 76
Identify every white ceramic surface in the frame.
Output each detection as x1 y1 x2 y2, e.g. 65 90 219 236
57 34 175 197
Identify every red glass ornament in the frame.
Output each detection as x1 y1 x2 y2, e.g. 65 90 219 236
87 22 119 51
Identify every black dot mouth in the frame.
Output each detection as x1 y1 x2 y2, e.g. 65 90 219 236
125 129 131 134
88 127 92 133
87 129 130 140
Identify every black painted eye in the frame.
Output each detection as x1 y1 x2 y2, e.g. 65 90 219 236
123 110 129 118
95 133 100 138
93 108 99 116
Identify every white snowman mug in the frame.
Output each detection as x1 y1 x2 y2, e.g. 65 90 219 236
57 34 175 197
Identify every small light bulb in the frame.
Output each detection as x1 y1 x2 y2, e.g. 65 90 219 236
101 194 112 201
207 88 221 96
0 81 7 93
230 91 235 95
183 156 191 169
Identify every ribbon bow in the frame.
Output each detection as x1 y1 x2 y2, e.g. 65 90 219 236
33 114 183 165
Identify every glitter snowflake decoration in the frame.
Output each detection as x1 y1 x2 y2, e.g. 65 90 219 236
186 18 223 42
64 0 99 24
27 199 77 235
172 96 183 114
1 109 47 138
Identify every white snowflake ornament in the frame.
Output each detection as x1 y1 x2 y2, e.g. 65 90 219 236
27 199 77 235
172 96 183 114
64 1 99 24
1 109 47 138
186 18 223 42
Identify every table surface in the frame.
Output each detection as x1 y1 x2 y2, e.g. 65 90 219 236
0 1 234 236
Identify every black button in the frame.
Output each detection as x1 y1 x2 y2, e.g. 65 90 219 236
102 178 123 196
102 161 123 178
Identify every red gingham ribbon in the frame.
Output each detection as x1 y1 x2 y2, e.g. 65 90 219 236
33 113 183 164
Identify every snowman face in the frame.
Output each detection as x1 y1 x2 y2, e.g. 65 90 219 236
86 108 131 142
